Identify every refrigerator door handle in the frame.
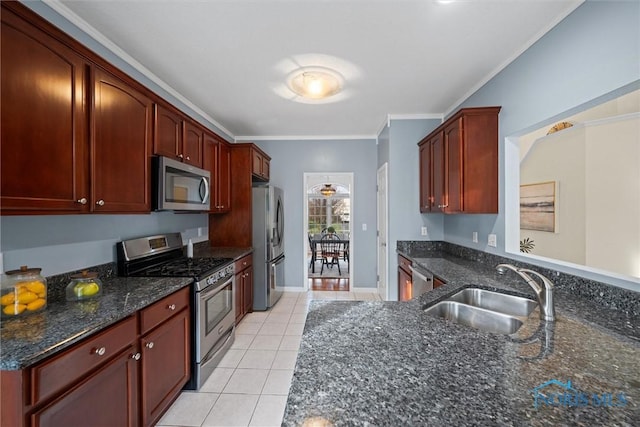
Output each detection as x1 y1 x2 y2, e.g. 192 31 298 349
271 253 285 267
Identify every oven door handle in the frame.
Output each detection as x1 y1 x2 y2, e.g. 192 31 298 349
201 277 232 300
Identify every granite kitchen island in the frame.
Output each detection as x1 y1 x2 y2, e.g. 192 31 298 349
282 255 639 426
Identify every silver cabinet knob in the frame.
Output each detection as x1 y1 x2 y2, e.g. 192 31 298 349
167 304 176 311
186 156 191 160
77 197 87 205
131 352 141 360
146 342 154 349
94 347 106 356
96 199 105 206
178 154 184 159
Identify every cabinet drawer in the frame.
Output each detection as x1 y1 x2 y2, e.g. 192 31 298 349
235 254 253 272
398 255 412 273
31 315 137 406
140 287 190 335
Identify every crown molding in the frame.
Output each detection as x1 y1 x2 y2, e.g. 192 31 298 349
234 135 378 142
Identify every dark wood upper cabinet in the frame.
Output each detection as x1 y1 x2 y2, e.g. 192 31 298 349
0 5 90 214
153 103 203 168
153 104 182 160
92 67 153 213
251 147 271 181
203 132 231 213
182 121 203 168
418 106 501 214
209 143 270 247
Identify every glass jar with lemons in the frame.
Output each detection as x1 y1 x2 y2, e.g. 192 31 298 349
1 265 48 317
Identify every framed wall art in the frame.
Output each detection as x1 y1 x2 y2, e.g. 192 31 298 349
520 181 556 232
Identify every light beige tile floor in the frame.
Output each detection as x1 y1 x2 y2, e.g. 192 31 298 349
156 290 381 427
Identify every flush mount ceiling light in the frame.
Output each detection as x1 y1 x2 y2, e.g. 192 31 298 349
320 184 336 197
287 67 344 100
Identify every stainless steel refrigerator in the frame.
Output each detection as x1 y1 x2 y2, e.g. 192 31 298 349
252 185 285 310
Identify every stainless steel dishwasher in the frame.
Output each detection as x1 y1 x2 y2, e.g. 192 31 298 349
409 264 433 297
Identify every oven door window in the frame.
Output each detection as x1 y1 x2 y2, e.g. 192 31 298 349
205 282 233 335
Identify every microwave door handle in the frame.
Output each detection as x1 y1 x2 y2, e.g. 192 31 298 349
200 177 210 204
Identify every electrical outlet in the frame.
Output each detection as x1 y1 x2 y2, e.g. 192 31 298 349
488 234 497 247
472 232 478 243
421 226 428 236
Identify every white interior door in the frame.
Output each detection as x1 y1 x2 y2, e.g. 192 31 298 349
377 163 389 300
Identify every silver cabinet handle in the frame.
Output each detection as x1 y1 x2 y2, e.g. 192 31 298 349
77 197 87 205
146 342 154 349
131 352 141 360
437 204 448 208
94 347 106 356
167 304 176 310
96 199 105 206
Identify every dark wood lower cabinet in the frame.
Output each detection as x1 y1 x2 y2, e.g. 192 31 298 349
32 345 139 427
1 287 190 427
235 254 253 323
140 308 190 427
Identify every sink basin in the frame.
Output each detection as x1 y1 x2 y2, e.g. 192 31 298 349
424 301 524 335
446 288 537 318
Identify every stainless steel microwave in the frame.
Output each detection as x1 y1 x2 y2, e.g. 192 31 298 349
153 156 210 211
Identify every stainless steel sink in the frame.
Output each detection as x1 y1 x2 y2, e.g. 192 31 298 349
424 301 524 335
446 288 537 318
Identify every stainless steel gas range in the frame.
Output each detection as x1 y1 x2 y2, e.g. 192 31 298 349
117 233 235 390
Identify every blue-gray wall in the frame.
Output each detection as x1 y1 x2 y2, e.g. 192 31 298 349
442 0 640 290
0 213 208 276
250 139 378 288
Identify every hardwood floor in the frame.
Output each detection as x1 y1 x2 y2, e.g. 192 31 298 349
309 278 349 291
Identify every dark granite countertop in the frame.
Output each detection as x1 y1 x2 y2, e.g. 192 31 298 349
283 250 639 426
0 245 253 371
0 276 192 370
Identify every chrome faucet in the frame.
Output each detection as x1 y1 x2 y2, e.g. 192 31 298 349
496 264 555 322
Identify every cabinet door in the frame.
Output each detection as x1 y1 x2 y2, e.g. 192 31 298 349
235 270 244 323
431 133 445 213
154 104 181 160
217 140 232 212
1 8 89 214
444 119 463 213
243 267 253 316
140 308 190 427
182 121 203 167
261 157 270 180
418 141 432 213
32 346 139 427
93 67 152 213
251 150 263 177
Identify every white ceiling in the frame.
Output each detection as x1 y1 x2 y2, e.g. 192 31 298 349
51 0 583 140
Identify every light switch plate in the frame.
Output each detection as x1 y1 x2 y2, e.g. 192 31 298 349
362 223 367 231
488 234 497 247
472 232 478 243
421 226 428 236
